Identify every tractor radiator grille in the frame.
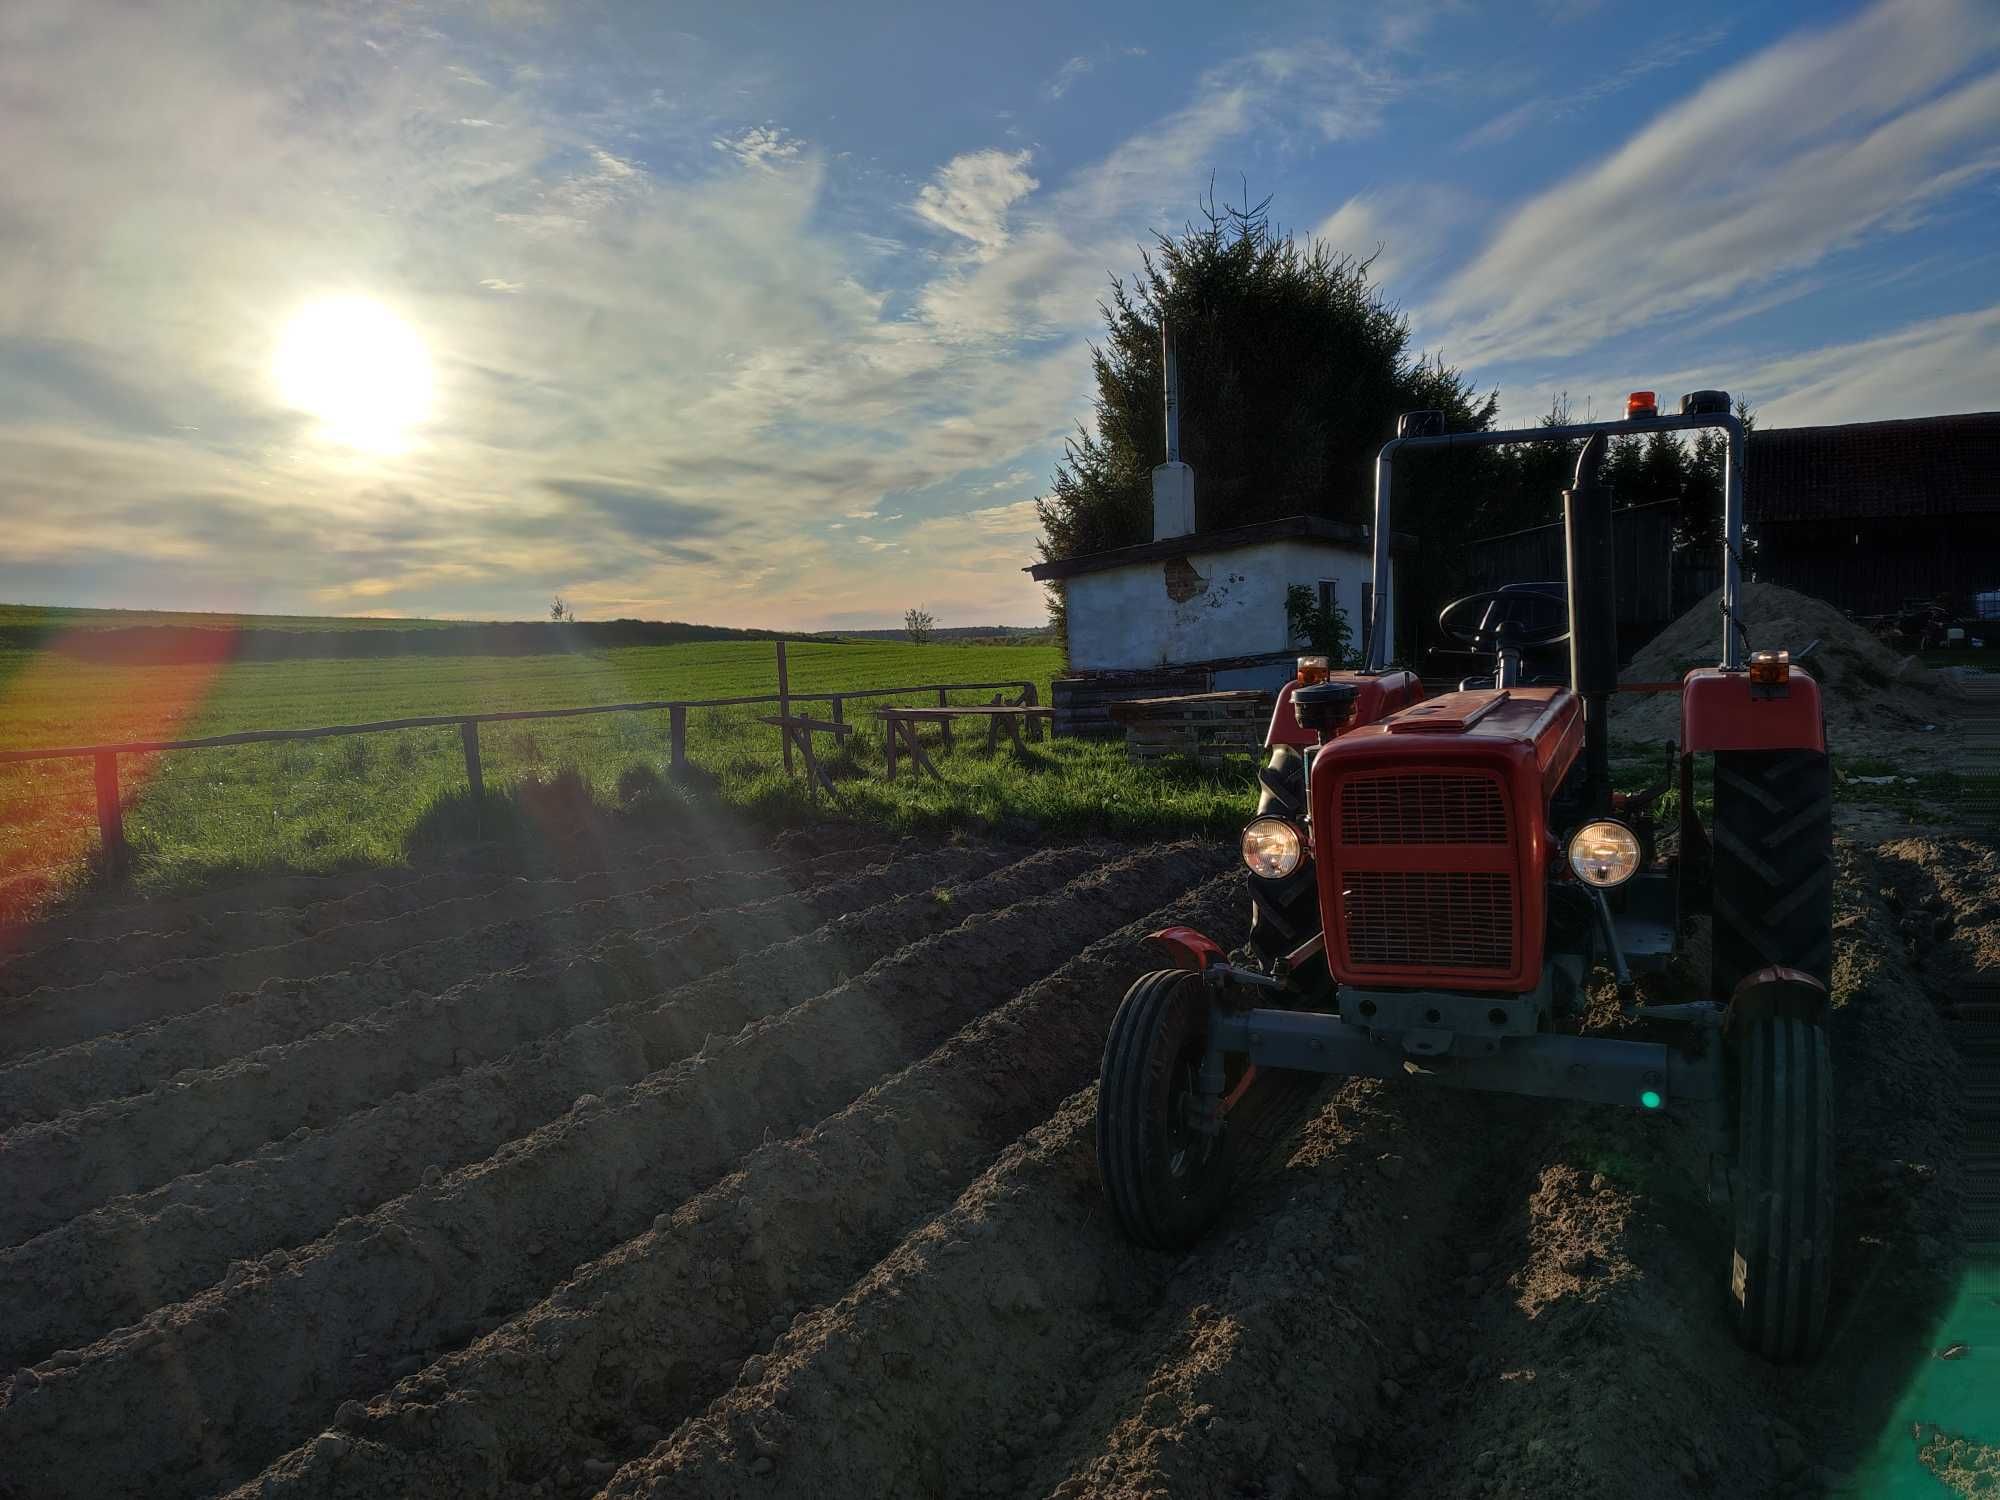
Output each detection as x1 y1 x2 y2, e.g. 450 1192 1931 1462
1341 872 1516 972
1339 774 1509 845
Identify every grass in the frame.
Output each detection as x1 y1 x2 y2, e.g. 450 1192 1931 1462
2 636 1268 915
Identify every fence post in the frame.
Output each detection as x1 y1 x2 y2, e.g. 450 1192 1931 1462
461 721 484 803
669 704 688 773
937 685 949 708
93 751 127 874
830 695 844 729
776 640 793 773
1022 682 1043 741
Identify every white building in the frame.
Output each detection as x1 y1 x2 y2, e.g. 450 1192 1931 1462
1029 513 1398 682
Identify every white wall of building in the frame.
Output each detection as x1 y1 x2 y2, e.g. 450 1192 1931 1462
1064 539 1386 672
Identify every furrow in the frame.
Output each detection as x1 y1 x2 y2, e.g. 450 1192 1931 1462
0 839 908 1062
0 841 1225 1500
0 844 985 1245
607 1074 1485 1500
0 845 1108 1367
0 823 826 971
225 866 1245 1500
0 843 902 1127
0 832 897 1005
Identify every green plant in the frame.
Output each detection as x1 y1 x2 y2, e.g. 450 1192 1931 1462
1285 585 1355 665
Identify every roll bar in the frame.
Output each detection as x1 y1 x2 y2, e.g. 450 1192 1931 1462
1365 408 1747 672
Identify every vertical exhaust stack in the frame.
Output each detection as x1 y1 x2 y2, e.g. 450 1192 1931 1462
1152 320 1196 541
1564 433 1618 816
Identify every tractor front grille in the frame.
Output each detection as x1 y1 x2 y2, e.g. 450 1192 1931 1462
1340 773 1509 845
1340 871 1516 972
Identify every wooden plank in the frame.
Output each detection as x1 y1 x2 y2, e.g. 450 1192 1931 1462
669 704 688 771
757 714 853 737
868 706 1053 721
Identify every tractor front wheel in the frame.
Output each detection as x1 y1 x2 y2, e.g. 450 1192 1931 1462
1729 1015 1834 1361
1096 970 1238 1249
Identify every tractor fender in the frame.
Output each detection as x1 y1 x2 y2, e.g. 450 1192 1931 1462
1726 966 1829 1035
1265 670 1424 749
1680 668 1825 754
1148 927 1227 972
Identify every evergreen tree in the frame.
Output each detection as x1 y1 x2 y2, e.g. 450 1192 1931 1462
1034 194 1497 644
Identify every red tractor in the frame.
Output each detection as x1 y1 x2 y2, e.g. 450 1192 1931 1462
1096 391 1835 1363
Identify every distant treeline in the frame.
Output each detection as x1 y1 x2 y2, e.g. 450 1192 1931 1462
835 626 1054 643
2 618 798 665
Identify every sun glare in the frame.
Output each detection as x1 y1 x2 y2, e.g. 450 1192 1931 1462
274 296 432 453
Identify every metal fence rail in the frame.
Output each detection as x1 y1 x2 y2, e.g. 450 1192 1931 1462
0 670 1038 872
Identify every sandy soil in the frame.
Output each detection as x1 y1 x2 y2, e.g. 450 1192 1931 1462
0 797 1989 1500
1615 581 1964 766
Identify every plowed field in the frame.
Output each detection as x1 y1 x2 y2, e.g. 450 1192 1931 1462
0 821 1987 1500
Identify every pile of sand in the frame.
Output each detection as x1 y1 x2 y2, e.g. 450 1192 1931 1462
1613 581 1962 759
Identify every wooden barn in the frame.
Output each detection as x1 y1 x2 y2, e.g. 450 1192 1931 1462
1745 410 2000 617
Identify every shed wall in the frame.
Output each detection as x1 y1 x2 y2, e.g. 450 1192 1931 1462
1063 540 1380 672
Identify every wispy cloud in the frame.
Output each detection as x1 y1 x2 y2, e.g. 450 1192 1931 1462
711 125 802 171
921 43 1405 341
1315 184 1471 294
1435 0 2000 361
1460 24 1730 149
912 149 1039 258
1047 55 1093 99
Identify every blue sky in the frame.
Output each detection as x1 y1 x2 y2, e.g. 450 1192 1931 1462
1 0 1994 628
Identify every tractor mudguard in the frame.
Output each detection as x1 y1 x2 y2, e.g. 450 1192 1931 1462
1148 927 1226 972
1726 966 1829 1035
1265 669 1423 749
1680 669 1825 754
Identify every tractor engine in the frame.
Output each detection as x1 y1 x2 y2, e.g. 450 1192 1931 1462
1306 687 1589 1042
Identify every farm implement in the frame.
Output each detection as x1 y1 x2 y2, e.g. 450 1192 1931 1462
1097 391 1837 1363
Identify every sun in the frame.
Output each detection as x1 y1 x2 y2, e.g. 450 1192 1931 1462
274 296 432 452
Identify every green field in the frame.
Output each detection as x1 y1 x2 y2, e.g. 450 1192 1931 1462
0 636 1267 913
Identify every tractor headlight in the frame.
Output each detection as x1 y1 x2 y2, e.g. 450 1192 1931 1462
1567 820 1641 888
1242 818 1304 880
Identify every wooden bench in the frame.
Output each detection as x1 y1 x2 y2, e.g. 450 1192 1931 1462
757 714 853 798
1106 691 1274 765
876 704 1055 780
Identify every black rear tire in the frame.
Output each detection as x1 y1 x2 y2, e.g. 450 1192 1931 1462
1096 970 1237 1250
1710 749 1833 997
1730 1016 1834 1361
1710 749 1835 1361
1246 747 1324 983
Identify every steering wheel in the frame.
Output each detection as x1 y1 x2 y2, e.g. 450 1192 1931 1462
1437 589 1570 652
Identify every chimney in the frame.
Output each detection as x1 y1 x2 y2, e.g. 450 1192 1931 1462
1152 319 1195 540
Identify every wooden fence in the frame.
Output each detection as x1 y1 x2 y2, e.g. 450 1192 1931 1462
0 645 1036 871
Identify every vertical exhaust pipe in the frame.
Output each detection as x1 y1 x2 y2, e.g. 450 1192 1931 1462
1564 433 1618 816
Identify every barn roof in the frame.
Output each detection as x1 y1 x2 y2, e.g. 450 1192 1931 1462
1025 513 1414 583
1748 410 2000 522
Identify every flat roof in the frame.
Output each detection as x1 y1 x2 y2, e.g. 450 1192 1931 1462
1026 514 1414 583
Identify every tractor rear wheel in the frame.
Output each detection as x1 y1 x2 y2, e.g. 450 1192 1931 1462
1729 1016 1834 1361
1710 749 1833 996
1710 748 1835 1361
1246 746 1324 984
1096 969 1238 1249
